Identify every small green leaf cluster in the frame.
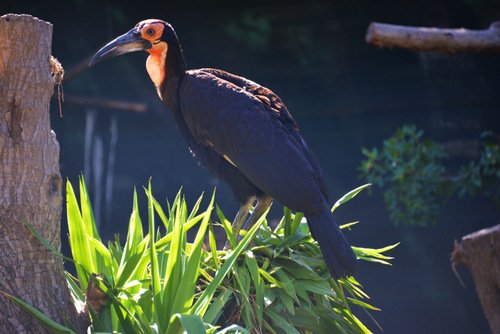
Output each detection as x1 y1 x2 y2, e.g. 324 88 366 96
455 131 500 201
15 180 396 334
359 125 500 226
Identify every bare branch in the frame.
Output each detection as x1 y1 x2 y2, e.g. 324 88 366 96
56 94 147 113
366 21 500 55
62 55 93 83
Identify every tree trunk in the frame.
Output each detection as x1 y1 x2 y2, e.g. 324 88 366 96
451 224 500 334
0 14 87 333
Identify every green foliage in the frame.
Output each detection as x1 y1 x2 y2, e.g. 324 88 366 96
0 290 77 334
203 184 397 334
455 131 500 200
225 11 272 49
18 178 396 333
359 125 500 226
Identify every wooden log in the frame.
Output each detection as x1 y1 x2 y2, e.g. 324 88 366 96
366 21 500 55
451 224 500 334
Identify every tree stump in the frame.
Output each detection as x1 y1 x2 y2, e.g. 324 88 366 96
451 224 500 334
0 14 87 333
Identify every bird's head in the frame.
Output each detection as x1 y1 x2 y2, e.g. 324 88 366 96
90 19 181 86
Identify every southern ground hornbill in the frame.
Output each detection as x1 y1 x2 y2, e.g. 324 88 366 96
89 19 357 279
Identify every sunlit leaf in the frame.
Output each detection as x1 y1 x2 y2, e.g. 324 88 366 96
332 184 371 212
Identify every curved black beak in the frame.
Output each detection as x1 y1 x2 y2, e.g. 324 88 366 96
89 28 153 67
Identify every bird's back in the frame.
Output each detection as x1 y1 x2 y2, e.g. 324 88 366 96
178 69 331 214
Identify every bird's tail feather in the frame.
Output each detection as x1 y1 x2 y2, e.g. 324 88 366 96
306 207 357 279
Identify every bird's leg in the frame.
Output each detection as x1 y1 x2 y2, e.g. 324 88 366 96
224 196 255 250
242 195 273 232
232 196 255 238
224 195 273 250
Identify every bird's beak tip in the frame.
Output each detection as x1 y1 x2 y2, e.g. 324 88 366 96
88 57 98 67
88 30 152 67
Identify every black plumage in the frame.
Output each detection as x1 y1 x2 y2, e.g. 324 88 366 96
90 19 357 279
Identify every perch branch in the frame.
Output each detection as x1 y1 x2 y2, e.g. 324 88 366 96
50 55 147 113
366 21 500 55
54 94 147 113
62 55 93 83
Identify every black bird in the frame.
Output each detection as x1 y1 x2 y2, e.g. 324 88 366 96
89 19 357 279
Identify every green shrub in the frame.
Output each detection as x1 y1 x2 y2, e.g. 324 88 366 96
12 179 396 333
359 125 500 226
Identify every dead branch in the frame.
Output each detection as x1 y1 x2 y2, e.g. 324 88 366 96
62 55 93 83
56 94 147 113
50 55 147 113
366 21 500 55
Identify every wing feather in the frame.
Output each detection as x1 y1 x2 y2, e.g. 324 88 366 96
180 70 276 155
179 69 330 212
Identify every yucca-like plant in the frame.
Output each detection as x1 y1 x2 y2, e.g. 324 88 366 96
11 179 396 334
202 184 397 334
18 178 256 333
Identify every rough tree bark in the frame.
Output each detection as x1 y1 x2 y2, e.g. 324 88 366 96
0 14 88 333
366 21 500 55
451 224 500 334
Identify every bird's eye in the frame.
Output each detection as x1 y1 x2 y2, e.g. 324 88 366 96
146 28 155 36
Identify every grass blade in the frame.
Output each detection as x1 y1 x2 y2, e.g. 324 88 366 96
245 251 264 323
171 191 215 315
190 207 269 317
160 186 185 324
66 180 93 290
332 184 371 212
147 181 163 332
265 308 301 334
203 288 233 324
167 313 207 334
208 220 219 270
0 292 76 334
217 205 236 249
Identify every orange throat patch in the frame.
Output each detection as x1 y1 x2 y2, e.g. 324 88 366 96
146 45 167 87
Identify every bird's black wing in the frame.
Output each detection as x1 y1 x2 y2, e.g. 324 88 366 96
180 69 278 154
180 69 330 213
196 68 299 131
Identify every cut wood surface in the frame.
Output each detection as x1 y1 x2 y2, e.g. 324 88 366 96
451 224 500 334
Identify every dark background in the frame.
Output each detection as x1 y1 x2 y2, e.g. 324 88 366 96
3 1 500 333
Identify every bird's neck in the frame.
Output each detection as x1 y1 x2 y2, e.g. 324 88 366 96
146 49 166 87
153 43 186 111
